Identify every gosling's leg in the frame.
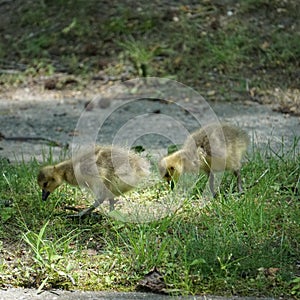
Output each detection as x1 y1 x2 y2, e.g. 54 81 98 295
67 199 104 218
234 169 243 193
109 198 116 211
209 172 216 197
75 205 97 217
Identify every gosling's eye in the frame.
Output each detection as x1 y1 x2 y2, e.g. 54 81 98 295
43 182 48 188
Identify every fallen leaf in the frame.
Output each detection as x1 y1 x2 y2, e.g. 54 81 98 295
136 267 167 294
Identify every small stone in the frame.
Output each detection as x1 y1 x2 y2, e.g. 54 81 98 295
98 98 111 109
207 90 216 96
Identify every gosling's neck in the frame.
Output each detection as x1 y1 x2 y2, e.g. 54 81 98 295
55 160 78 186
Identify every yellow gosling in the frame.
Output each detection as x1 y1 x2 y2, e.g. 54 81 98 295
38 145 150 217
159 123 250 195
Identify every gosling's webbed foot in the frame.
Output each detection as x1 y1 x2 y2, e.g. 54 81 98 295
66 205 96 219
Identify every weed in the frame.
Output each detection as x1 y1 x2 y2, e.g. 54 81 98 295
21 220 78 291
291 277 300 297
118 37 158 77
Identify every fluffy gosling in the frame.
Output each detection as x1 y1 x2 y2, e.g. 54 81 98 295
37 145 150 217
159 123 250 195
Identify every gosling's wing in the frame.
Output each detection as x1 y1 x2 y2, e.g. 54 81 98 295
189 128 227 158
71 147 103 180
114 154 150 187
208 130 227 158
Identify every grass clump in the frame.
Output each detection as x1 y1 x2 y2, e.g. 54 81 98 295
0 143 299 297
21 220 78 292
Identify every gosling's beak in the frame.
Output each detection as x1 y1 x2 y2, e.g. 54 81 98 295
164 173 175 190
170 180 175 190
42 190 50 201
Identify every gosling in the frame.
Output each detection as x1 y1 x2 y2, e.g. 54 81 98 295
37 145 151 217
159 123 250 196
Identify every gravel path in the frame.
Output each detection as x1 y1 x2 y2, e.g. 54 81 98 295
0 95 299 163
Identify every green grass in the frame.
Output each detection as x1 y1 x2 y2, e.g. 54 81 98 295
0 0 299 90
0 142 299 297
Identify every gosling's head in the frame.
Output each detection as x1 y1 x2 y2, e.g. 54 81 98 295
158 151 185 189
37 166 63 201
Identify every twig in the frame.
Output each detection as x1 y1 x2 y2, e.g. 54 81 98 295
0 133 65 147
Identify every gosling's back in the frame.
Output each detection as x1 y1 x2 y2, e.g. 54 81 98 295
74 145 150 196
184 123 250 172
